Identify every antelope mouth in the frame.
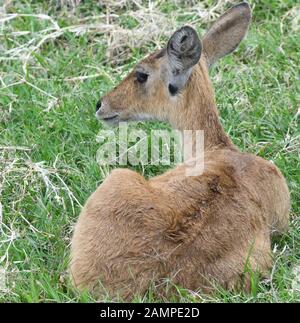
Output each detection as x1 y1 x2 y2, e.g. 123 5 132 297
102 114 119 121
98 113 120 125
103 116 119 125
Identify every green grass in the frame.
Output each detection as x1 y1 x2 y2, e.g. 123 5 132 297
0 0 299 302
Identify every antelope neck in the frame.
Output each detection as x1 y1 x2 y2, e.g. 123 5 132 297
169 61 235 150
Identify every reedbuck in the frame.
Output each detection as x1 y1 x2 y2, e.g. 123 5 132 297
70 2 290 299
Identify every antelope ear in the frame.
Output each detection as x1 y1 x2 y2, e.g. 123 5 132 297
167 26 202 74
202 2 251 67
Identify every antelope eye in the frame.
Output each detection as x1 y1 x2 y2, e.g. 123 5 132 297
136 71 148 83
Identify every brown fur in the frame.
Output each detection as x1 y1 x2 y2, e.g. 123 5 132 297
70 3 290 300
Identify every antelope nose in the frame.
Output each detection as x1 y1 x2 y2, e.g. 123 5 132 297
96 100 102 112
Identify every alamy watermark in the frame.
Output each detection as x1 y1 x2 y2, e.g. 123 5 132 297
0 202 7 293
96 123 204 176
0 267 6 293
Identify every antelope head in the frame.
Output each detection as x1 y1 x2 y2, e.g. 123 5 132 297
96 2 251 133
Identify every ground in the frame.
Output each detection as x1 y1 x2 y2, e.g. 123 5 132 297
0 0 299 302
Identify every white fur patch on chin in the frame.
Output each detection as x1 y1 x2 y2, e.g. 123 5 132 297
134 113 156 121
